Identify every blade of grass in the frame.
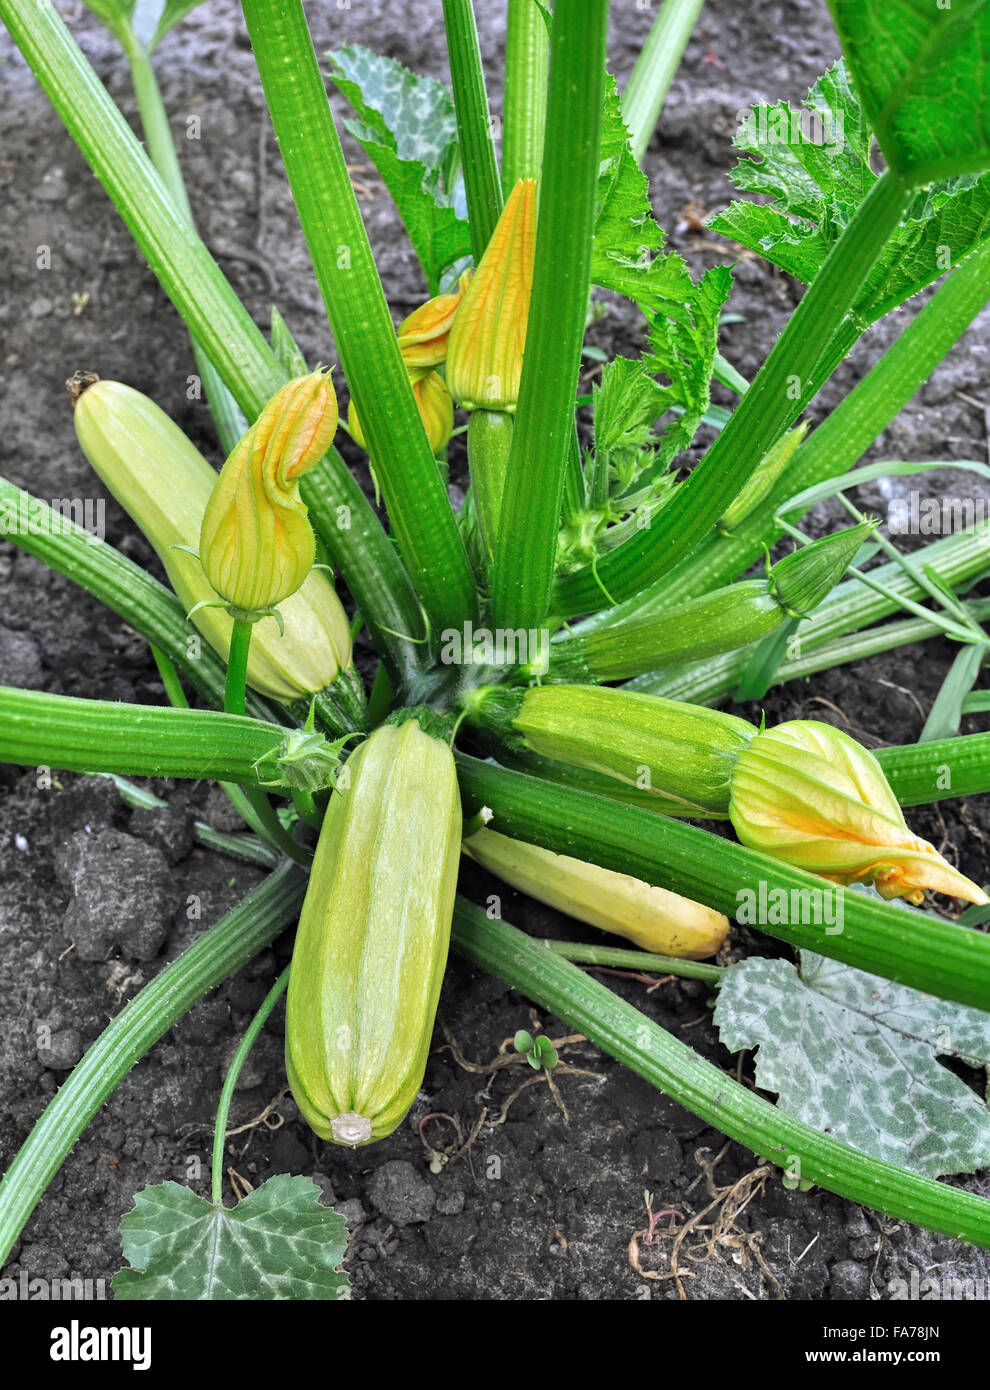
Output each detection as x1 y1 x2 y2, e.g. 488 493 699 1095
920 644 990 742
490 0 609 630
451 897 990 1248
454 755 990 1009
442 0 503 256
0 861 306 1267
622 0 706 164
241 0 477 636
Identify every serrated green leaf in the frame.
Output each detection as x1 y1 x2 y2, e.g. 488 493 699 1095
591 75 694 319
712 61 990 327
113 1176 350 1300
645 264 732 469
592 356 669 487
326 45 471 293
714 950 990 1178
830 0 990 184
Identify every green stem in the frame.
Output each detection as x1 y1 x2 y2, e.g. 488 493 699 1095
0 0 427 684
491 0 609 630
121 29 249 454
0 687 290 784
211 968 290 1205
0 862 306 1267
876 734 990 807
543 940 724 983
467 409 514 559
623 0 706 164
636 597 990 707
239 787 313 867
241 0 477 637
552 171 914 616
451 899 990 1247
442 0 503 256
455 755 990 1010
224 618 253 717
503 0 549 186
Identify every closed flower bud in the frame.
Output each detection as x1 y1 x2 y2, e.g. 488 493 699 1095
729 720 988 905
718 422 808 533
397 270 472 369
446 178 537 412
200 370 338 614
72 377 351 703
463 827 729 958
348 367 453 456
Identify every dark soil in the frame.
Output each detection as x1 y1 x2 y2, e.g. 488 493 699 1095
1 0 989 1302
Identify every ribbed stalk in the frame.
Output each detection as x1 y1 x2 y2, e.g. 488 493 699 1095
241 0 477 637
503 0 549 185
0 861 306 1267
877 734 990 806
0 688 291 784
442 0 503 257
552 171 914 616
454 756 990 1010
467 409 514 558
491 0 609 629
622 0 706 164
121 29 249 454
638 597 990 707
451 899 990 1247
0 0 426 684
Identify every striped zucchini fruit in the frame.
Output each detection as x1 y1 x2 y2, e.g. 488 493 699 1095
286 719 462 1145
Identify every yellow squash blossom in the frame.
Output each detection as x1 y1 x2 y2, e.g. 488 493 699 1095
200 370 338 615
397 270 472 369
729 720 988 905
348 367 454 456
445 177 537 413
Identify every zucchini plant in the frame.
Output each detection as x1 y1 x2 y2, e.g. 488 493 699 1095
1 0 990 1297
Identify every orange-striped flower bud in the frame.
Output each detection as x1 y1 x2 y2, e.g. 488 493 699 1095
348 368 453 456
200 370 337 615
729 720 988 905
445 178 537 413
397 271 472 370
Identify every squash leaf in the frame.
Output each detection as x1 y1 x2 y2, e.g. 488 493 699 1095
714 947 990 1178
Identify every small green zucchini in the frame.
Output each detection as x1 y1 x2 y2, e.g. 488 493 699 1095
285 719 462 1145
